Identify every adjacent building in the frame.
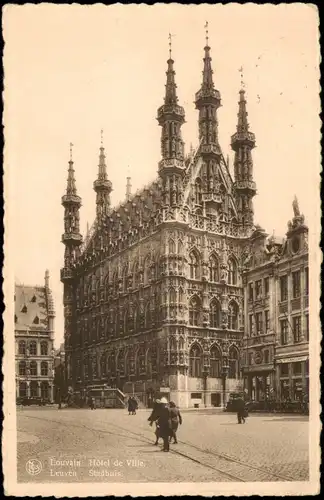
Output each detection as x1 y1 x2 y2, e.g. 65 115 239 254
241 202 309 403
15 270 55 402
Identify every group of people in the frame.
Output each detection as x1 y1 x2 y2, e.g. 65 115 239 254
127 396 139 415
148 397 182 452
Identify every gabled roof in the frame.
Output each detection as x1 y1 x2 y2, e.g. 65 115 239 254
15 284 49 331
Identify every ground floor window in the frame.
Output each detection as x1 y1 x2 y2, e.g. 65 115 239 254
30 381 38 398
41 381 49 400
293 379 303 401
280 379 290 400
211 393 221 407
19 381 27 398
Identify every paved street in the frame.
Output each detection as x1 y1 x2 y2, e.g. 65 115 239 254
17 408 309 483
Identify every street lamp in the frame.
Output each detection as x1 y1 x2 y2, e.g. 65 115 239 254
222 360 229 409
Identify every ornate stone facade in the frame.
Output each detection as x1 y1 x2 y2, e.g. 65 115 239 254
61 38 263 408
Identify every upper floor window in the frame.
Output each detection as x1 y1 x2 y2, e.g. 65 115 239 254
33 315 40 325
255 312 263 335
280 275 288 302
265 310 270 332
292 271 301 298
210 346 222 378
29 341 37 356
41 361 49 376
19 361 26 376
194 178 202 205
293 316 301 343
305 315 309 341
18 340 26 355
228 258 237 285
228 347 239 379
248 283 254 301
255 280 262 299
280 364 289 377
280 319 288 345
305 267 309 296
169 239 176 254
264 350 270 364
228 301 239 330
210 299 221 328
40 342 48 356
249 314 254 336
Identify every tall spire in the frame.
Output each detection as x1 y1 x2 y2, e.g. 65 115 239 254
61 143 82 277
231 84 257 227
157 34 186 207
157 34 185 165
93 130 112 222
195 23 221 152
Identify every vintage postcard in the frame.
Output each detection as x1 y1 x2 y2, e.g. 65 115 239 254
2 3 321 496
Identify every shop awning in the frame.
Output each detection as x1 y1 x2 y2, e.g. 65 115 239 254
276 355 309 364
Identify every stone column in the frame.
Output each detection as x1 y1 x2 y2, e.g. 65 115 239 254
37 381 41 397
26 381 30 398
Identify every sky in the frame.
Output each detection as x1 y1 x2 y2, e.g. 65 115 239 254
4 4 320 347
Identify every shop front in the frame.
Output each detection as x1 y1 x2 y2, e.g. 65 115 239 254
275 355 309 402
243 365 275 403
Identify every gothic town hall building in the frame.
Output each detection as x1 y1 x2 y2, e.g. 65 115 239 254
60 38 308 408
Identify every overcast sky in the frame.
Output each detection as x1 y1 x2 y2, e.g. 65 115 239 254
4 4 320 347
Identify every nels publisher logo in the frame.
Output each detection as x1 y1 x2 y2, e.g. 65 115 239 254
26 459 42 476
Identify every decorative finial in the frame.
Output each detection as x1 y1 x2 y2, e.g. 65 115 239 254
100 129 104 146
168 32 173 59
204 21 209 46
239 66 245 90
69 142 73 161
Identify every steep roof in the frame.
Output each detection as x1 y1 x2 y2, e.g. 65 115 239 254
15 284 49 331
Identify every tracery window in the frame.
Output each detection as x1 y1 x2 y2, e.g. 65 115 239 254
169 287 177 304
136 347 146 376
228 258 237 285
229 346 239 379
29 341 37 356
41 361 48 376
169 239 176 254
210 345 222 378
189 296 201 326
228 301 239 330
189 344 202 377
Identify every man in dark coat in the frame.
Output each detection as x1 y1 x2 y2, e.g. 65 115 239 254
236 396 246 424
148 399 162 445
169 401 182 444
148 397 172 451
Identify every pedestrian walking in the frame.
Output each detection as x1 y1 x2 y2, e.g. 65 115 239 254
236 396 246 424
168 401 182 444
127 397 133 415
148 399 162 445
131 397 138 415
89 396 96 410
157 397 172 452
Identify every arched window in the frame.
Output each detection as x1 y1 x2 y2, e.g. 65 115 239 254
134 305 141 332
194 178 202 205
104 273 110 300
133 261 140 289
179 287 184 303
145 303 151 329
169 239 176 254
113 270 119 294
29 341 37 356
41 361 48 376
122 265 128 291
18 340 26 355
41 381 49 400
169 287 176 304
229 346 239 379
189 344 202 377
143 256 151 285
117 350 125 376
100 354 106 378
40 341 48 356
137 347 146 376
115 309 120 337
146 348 152 378
210 345 222 378
30 361 37 376
19 361 26 376
19 381 27 398
189 250 200 280
210 299 221 328
228 301 239 330
179 336 185 351
178 240 184 255
228 258 237 285
209 254 219 282
189 296 201 326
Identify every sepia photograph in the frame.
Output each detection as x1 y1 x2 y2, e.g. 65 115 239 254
2 3 321 497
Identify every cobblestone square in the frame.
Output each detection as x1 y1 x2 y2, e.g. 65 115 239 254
17 408 309 483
